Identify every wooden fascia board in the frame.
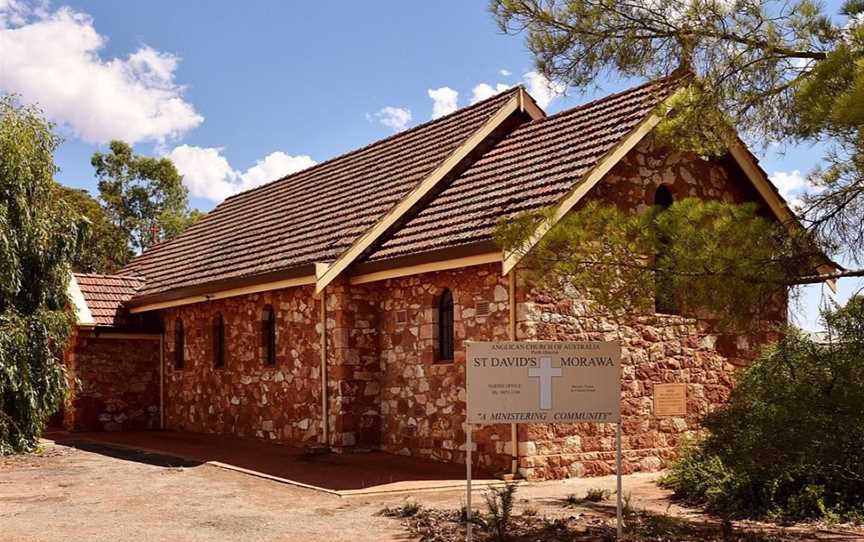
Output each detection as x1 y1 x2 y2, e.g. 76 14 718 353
68 275 96 328
501 112 664 275
128 274 316 313
727 143 838 292
314 93 526 294
83 331 163 341
349 252 502 285
518 87 546 120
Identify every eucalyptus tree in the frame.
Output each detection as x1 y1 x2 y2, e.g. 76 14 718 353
0 96 86 453
92 140 201 257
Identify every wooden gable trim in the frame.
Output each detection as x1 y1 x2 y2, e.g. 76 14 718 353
727 142 838 292
501 111 664 275
500 103 838 292
349 252 502 285
128 274 316 313
69 275 96 328
315 89 544 294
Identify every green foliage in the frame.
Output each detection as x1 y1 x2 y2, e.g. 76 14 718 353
378 500 422 518
479 482 519 541
491 0 864 262
495 198 821 334
584 487 612 502
92 140 201 255
54 185 130 273
663 296 864 521
0 96 85 454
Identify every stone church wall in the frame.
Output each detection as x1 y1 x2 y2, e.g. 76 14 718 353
65 335 161 432
62 137 784 480
509 138 781 479
160 286 324 445
372 264 515 472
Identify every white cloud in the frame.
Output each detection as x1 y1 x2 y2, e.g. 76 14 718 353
168 145 316 202
368 106 412 132
0 5 202 144
770 170 806 200
427 86 458 119
522 71 565 109
499 69 511 77
769 169 824 210
0 0 30 26
471 83 511 104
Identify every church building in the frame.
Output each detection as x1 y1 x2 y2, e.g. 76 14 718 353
62 78 828 480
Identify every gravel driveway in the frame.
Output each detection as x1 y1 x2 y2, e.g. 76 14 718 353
0 441 406 542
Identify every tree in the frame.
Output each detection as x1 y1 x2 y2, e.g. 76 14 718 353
495 198 824 334
54 185 130 273
92 140 201 255
663 295 864 521
491 0 864 265
0 96 86 453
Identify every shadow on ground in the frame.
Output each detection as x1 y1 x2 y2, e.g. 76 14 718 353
45 430 491 492
396 506 864 542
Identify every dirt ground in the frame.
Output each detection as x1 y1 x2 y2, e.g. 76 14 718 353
2 440 862 542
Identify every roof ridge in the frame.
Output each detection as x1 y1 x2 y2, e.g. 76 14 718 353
524 75 680 126
219 85 522 206
74 272 145 281
124 86 522 271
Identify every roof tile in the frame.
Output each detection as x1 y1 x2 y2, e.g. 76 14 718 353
121 88 521 298
363 79 677 261
74 273 146 327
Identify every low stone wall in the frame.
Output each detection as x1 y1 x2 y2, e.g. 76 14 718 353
66 335 161 432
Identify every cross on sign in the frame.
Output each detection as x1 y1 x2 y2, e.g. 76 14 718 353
528 357 562 410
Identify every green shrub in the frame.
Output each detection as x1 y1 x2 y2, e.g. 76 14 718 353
482 482 519 542
663 296 864 521
377 501 422 518
585 487 612 502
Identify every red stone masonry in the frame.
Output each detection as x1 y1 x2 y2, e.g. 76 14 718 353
63 78 798 480
65 334 160 432
160 286 324 444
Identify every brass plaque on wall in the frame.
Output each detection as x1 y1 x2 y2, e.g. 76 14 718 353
654 383 687 417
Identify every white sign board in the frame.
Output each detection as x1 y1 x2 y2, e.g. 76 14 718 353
466 341 621 425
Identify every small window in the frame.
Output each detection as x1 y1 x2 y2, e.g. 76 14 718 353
437 288 454 362
654 185 677 314
262 305 276 367
174 319 185 369
213 314 225 369
395 310 408 326
655 184 673 209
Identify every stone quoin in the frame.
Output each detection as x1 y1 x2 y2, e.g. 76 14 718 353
62 77 833 480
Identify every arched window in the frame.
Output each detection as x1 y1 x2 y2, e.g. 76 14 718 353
262 305 276 367
174 319 185 369
213 314 225 368
654 185 677 314
655 184 673 209
437 288 454 362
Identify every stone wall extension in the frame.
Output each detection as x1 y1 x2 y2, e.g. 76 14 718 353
66 335 160 432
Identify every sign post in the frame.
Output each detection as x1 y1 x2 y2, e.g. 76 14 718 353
466 341 622 539
466 423 473 542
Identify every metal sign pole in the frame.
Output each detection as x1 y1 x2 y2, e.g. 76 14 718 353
616 420 623 538
466 423 473 542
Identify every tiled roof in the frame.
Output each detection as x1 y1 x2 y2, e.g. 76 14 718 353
364 78 677 262
121 87 521 299
74 273 145 327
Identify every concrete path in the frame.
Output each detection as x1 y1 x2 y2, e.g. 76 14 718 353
45 430 503 495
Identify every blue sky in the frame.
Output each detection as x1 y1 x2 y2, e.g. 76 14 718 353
0 0 859 329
